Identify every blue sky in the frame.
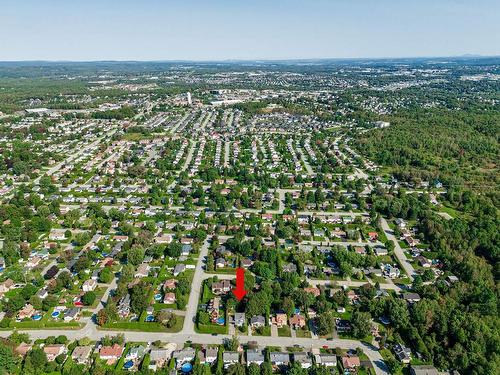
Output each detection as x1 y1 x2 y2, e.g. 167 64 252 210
1 0 499 61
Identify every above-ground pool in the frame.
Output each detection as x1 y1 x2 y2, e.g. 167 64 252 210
294 308 300 315
181 363 193 373
123 360 134 369
32 314 42 321
216 317 225 325
154 293 162 301
145 315 155 322
51 311 60 318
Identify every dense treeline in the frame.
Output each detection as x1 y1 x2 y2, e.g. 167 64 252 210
91 105 136 120
357 108 499 196
356 104 499 374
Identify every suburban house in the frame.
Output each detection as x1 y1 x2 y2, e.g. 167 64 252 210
155 234 173 244
173 347 196 367
394 343 412 363
410 365 440 375
205 347 218 364
250 315 266 328
403 292 421 304
212 280 231 295
163 279 177 290
15 343 33 357
149 348 173 371
99 344 124 363
43 344 67 361
272 313 288 328
64 307 81 322
71 346 93 364
289 314 306 329
163 292 176 304
336 318 352 333
173 264 186 276
82 279 97 292
0 278 14 298
18 304 36 320
270 352 290 367
126 345 146 361
293 352 312 369
314 354 337 367
342 356 361 371
118 294 131 318
234 312 246 327
135 263 150 278
246 349 265 365
148 344 176 371
223 351 239 368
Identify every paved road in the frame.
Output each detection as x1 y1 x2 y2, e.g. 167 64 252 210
0 329 388 374
307 278 403 292
181 139 196 172
34 129 116 185
380 217 415 280
224 140 230 167
298 147 314 175
181 238 210 334
302 239 383 248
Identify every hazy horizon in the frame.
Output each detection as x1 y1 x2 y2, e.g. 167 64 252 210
1 0 499 61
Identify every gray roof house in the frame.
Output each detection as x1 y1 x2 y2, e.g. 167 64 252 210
246 349 265 365
173 347 195 367
270 352 290 367
293 352 312 369
314 354 337 367
250 315 265 328
173 264 186 276
222 351 239 368
234 312 246 327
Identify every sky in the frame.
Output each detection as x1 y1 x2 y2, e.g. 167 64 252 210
0 0 499 61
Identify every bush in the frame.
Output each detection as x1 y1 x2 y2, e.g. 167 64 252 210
81 291 97 306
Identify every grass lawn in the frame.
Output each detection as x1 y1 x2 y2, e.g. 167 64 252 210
296 328 311 338
252 326 271 336
100 315 184 333
210 268 237 274
195 323 228 334
6 319 82 330
439 205 460 218
278 326 292 337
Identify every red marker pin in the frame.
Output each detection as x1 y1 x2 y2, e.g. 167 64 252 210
232 267 247 301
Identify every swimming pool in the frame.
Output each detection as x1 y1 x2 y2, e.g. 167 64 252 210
181 363 193 373
32 314 42 321
51 311 60 318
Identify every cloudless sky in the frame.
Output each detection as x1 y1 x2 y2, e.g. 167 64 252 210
1 0 499 61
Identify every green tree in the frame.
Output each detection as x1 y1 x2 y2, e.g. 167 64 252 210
351 310 371 339
99 267 114 283
81 291 96 306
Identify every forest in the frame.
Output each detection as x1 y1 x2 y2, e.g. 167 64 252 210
354 104 499 374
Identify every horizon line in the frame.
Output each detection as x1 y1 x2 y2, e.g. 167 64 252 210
0 54 499 64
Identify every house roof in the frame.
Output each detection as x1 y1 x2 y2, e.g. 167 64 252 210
223 352 239 361
342 356 360 368
72 346 92 359
246 349 264 362
270 352 290 363
410 365 440 375
100 344 123 358
293 352 312 363
44 344 65 355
